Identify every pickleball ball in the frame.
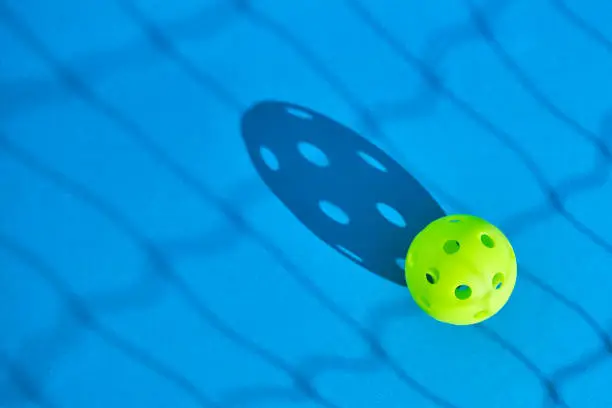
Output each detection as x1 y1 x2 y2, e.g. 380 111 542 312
405 214 517 325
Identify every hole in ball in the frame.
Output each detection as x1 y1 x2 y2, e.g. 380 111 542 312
455 285 472 300
425 268 440 284
493 273 505 290
481 234 495 248
443 240 460 254
449 219 461 223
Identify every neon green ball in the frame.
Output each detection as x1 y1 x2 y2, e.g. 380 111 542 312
405 214 517 326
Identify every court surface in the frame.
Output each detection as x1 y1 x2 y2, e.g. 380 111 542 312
1 0 612 407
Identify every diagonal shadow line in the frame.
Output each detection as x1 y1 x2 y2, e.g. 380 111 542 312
475 325 569 408
1 249 190 405
520 270 612 352
4 217 437 408
218 387 306 408
228 3 390 151
299 297 419 382
484 131 611 237
551 345 612 385
84 266 167 313
0 235 222 408
6 222 331 408
155 204 257 258
0 244 227 407
544 327 612 408
0 6 461 408
463 0 611 157
0 312 81 407
217 297 419 408
343 0 612 256
371 0 514 119
551 0 612 54
157 222 245 259
552 154 610 201
224 298 612 408
0 136 344 408
220 293 577 408
0 0 509 125
0 0 241 118
113 0 244 112
114 177 267 262
0 350 59 408
87 180 264 311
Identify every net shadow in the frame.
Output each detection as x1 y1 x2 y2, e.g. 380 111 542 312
2 0 612 407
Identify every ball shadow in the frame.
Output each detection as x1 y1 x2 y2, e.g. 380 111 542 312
240 101 445 286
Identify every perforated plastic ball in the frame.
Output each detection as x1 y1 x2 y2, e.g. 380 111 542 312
404 214 517 325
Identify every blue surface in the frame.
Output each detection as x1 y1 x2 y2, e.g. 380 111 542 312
1 0 612 407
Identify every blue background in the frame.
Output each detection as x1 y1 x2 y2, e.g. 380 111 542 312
1 0 612 407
